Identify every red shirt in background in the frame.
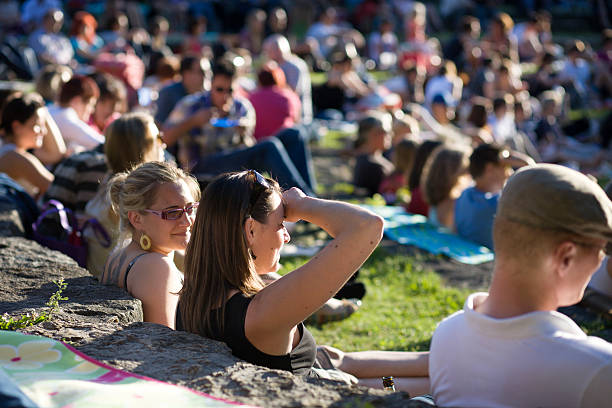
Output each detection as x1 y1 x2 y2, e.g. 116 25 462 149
407 185 429 216
248 86 301 141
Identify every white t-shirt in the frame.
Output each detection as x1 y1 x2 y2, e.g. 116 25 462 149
430 292 612 408
280 55 312 124
48 106 104 151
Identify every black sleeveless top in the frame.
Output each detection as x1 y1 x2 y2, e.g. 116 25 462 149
176 293 317 376
123 253 147 295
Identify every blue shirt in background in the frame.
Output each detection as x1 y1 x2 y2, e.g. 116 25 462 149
454 186 500 249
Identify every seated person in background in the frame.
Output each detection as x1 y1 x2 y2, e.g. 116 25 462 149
384 62 426 106
85 112 167 278
430 164 612 407
488 94 517 146
390 113 420 146
263 34 313 125
164 59 314 195
88 73 127 133
68 11 104 65
461 97 494 146
35 64 73 105
424 60 462 108
367 18 399 71
353 113 394 196
379 139 418 205
248 62 316 193
0 93 60 199
313 49 372 116
406 140 442 216
421 144 472 230
49 75 104 153
28 9 74 66
44 112 160 215
535 90 602 170
412 96 467 146
44 145 107 215
154 55 210 126
102 161 200 329
1 89 68 169
248 62 300 142
178 171 429 392
455 143 534 249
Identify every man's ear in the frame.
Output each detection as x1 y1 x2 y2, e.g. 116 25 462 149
553 241 578 279
127 210 143 231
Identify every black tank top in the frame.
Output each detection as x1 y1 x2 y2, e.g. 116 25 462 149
176 293 317 376
123 253 147 295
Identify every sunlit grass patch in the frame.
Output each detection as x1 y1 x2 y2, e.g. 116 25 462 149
279 248 470 352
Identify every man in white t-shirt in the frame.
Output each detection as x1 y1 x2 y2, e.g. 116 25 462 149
430 164 612 408
49 75 104 153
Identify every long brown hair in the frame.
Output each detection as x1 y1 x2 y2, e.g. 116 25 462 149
421 145 470 206
179 171 281 337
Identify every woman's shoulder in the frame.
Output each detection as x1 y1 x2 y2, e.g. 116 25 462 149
0 146 19 164
0 148 41 171
131 252 175 277
103 248 174 285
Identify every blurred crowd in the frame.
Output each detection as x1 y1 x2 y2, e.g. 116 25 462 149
0 0 611 251
1 3 612 404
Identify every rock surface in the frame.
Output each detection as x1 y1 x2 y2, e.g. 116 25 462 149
0 235 418 407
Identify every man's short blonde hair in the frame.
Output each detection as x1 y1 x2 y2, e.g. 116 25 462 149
493 217 588 268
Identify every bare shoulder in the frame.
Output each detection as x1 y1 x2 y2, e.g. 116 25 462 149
0 149 24 167
128 253 181 301
130 252 177 283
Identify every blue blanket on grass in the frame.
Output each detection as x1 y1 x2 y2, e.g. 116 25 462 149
363 205 494 265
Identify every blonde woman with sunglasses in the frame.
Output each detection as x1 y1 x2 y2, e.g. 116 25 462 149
178 170 429 394
101 161 200 328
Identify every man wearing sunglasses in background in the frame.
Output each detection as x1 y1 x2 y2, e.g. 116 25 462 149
162 59 314 196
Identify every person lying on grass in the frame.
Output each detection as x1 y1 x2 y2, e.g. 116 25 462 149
177 170 429 393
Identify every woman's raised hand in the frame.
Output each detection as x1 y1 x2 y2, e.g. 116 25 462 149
282 187 308 223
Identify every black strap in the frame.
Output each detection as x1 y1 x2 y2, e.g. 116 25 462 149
124 253 147 292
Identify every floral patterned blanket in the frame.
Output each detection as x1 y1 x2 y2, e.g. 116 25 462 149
0 330 253 407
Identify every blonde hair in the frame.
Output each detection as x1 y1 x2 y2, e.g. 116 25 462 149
104 112 158 174
107 161 201 241
421 145 470 206
180 171 281 337
35 64 73 103
493 217 584 269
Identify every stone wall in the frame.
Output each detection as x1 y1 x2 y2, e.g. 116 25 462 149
0 209 419 407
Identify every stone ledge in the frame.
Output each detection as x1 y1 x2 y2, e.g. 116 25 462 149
0 236 418 407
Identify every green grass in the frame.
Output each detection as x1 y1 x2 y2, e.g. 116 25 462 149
279 248 470 352
317 129 353 150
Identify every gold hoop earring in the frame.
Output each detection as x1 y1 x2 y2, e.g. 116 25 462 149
139 234 152 251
